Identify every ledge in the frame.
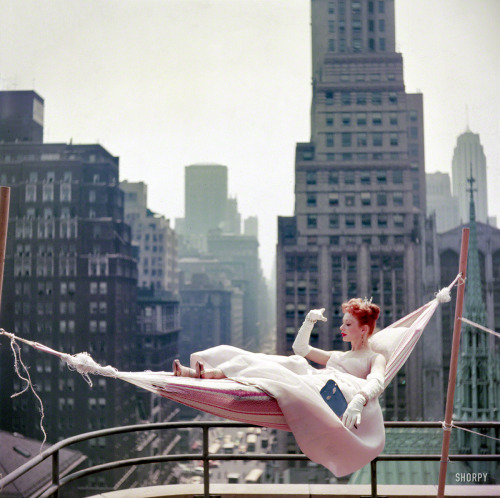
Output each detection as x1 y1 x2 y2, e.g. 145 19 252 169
87 483 500 498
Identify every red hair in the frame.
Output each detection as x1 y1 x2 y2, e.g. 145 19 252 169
341 298 380 336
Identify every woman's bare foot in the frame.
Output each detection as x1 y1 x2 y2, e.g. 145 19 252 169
196 361 225 379
173 359 197 377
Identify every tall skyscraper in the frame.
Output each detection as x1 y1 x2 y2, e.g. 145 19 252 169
277 0 426 420
451 130 488 224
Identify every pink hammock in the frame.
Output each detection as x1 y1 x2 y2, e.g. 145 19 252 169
1 278 458 432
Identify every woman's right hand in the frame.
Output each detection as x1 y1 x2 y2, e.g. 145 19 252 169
306 308 327 323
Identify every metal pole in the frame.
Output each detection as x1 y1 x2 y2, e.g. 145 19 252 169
437 228 469 497
370 459 377 498
0 186 10 309
51 450 60 498
203 425 210 498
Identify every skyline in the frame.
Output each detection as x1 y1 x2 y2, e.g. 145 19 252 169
1 0 499 278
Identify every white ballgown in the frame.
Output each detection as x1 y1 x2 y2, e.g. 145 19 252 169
190 345 385 477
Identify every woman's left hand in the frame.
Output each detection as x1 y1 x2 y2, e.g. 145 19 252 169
342 394 365 430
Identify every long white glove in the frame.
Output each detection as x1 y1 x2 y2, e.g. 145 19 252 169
292 308 327 357
342 372 384 430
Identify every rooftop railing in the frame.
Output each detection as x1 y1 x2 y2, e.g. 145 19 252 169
1 420 498 498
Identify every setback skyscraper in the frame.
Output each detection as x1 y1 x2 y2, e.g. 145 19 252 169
277 0 426 422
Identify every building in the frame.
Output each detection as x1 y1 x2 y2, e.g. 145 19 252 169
0 91 139 495
277 0 426 423
179 270 244 362
426 172 459 233
121 180 179 293
184 164 228 236
0 91 44 143
451 130 488 225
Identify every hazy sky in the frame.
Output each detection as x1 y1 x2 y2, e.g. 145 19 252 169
1 0 499 278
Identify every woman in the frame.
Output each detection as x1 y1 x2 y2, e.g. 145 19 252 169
173 298 386 476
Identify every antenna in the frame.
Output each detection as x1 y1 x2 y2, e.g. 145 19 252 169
465 104 470 131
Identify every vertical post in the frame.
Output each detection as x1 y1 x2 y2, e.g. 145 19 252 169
437 228 469 497
52 450 60 498
203 425 210 498
0 186 10 309
370 459 377 498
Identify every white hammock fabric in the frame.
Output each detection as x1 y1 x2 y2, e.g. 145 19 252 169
1 277 458 432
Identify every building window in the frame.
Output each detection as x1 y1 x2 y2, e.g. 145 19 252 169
377 193 387 206
344 171 355 184
306 171 317 185
341 92 351 105
376 170 387 184
394 214 404 228
379 19 385 32
329 193 339 206
345 215 356 228
352 39 362 52
378 214 388 227
60 183 71 202
409 110 418 122
372 113 382 125
389 112 398 125
328 39 335 52
329 215 339 228
360 172 371 185
352 1 361 14
325 91 334 104
362 214 372 227
357 113 367 126
329 20 335 33
342 133 352 147
341 113 351 126
393 170 403 184
357 133 367 147
388 92 397 104
361 192 371 205
339 20 345 33
328 172 339 185
345 195 355 207
328 1 335 14
25 184 36 202
378 1 385 14
372 92 382 105
42 184 54 202
356 93 366 105
393 192 404 206
326 133 334 147
326 113 334 126
373 133 383 146
307 194 317 207
390 133 399 146
410 126 418 139
307 215 317 228
369 38 375 51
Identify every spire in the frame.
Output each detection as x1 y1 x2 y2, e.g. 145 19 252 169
465 104 470 132
455 165 496 470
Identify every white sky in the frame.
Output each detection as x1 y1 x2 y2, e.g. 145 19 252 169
1 0 499 279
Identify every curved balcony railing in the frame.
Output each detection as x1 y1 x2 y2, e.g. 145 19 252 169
1 420 499 498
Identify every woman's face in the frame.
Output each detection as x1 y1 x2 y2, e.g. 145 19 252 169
340 312 366 344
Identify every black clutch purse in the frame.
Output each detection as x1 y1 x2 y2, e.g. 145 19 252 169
320 379 348 418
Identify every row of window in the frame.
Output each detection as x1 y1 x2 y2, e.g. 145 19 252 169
305 234 408 247
13 257 77 278
25 183 103 203
305 191 405 208
322 91 400 106
328 18 385 34
323 111 410 127
327 37 386 53
304 169 404 185
328 1 385 16
16 219 78 238
323 131 402 147
306 213 406 229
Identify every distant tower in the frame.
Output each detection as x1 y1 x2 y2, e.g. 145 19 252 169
455 170 498 474
184 164 228 234
451 131 488 224
426 172 460 232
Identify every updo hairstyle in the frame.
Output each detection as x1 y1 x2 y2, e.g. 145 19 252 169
341 298 380 337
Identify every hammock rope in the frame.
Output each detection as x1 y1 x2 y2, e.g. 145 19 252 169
459 316 500 339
